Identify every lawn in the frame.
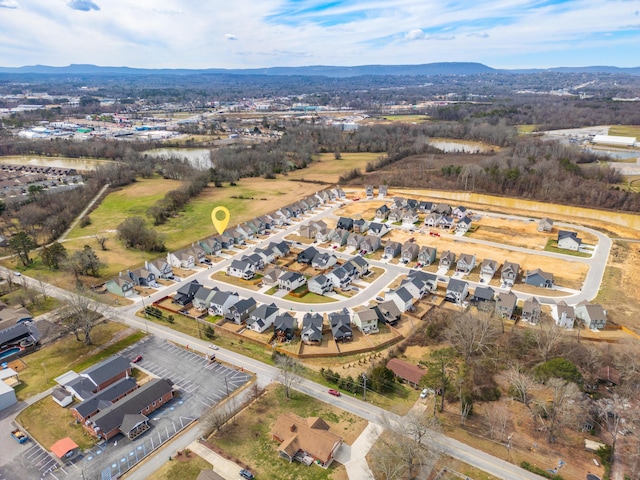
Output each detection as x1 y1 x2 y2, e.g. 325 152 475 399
283 292 338 304
543 239 591 258
14 322 143 400
608 125 640 138
379 115 431 123
209 384 367 480
148 454 212 480
287 152 382 183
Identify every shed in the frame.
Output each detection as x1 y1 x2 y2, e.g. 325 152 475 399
50 437 79 459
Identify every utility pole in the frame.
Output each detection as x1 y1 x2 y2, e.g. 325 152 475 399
362 374 367 401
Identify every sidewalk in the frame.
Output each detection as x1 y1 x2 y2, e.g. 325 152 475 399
188 441 243 480
333 421 383 480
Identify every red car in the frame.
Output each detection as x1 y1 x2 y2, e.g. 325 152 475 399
328 389 341 397
132 355 143 364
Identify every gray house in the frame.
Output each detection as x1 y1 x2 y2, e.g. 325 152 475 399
418 246 437 266
575 301 607 330
401 242 419 263
146 259 173 280
522 297 541 325
445 279 468 304
501 261 520 287
439 251 456 270
128 268 156 287
384 241 402 259
301 313 323 344
193 286 219 311
247 303 279 333
495 291 517 319
308 274 333 295
456 254 476 274
329 312 353 342
225 297 257 324
353 307 379 334
525 269 554 288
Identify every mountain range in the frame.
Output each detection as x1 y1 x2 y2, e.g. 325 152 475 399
0 63 639 77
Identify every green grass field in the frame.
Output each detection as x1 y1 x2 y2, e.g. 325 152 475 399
516 124 539 133
379 114 430 123
148 454 213 480
608 125 640 138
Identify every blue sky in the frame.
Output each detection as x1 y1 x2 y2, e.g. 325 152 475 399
0 0 639 69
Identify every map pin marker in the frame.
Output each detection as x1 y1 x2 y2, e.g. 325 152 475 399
211 206 230 235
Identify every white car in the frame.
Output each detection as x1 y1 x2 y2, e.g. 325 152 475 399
420 388 430 399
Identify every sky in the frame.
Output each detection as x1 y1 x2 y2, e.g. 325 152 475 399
1 0 639 69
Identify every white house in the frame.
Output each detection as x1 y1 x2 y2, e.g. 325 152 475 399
227 260 256 280
353 308 379 334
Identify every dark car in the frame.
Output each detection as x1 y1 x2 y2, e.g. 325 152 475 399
328 389 341 397
132 355 143 364
240 469 254 479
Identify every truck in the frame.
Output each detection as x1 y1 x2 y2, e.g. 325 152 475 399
11 429 28 444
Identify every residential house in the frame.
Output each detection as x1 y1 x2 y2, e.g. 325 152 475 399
456 254 476 274
299 223 318 239
128 268 157 288
456 217 472 233
241 253 265 271
402 209 419 226
557 230 582 251
424 212 442 227
392 197 406 209
234 224 253 241
208 290 240 316
375 205 390 221
400 277 428 300
145 259 173 280
388 209 402 223
308 274 333 295
269 241 290 258
167 249 194 269
495 291 517 319
386 286 414 312
378 185 388 198
538 218 554 232
301 313 323 344
315 225 331 243
439 251 456 270
311 253 338 270
359 236 381 254
258 215 275 230
406 199 418 210
218 234 235 249
445 279 469 304
247 303 279 333
453 206 468 218
297 247 319 264
336 217 354 231
192 286 219 311
85 378 174 440
341 260 358 279
554 301 576 329
575 301 607 330
418 246 437 266
434 203 452 215
279 271 307 291
274 313 297 342
353 219 369 234
347 233 365 249
525 269 554 288
522 297 542 325
334 187 346 199
329 312 353 342
254 247 276 265
352 307 379 334
227 260 256 280
187 244 206 264
368 222 389 237
327 266 351 290
199 237 222 256
401 242 419 263
105 275 134 298
406 270 438 293
328 228 350 246
374 300 402 326
225 297 257 324
224 229 246 245
472 286 495 304
418 201 434 213
437 215 455 229
262 266 286 287
479 259 499 280
346 255 370 277
173 280 202 307
501 261 520 286
384 241 402 259
270 413 343 467
365 185 374 198
386 358 426 388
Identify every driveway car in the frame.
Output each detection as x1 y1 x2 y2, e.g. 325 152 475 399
132 355 143 363
420 388 429 399
328 389 341 397
240 469 255 479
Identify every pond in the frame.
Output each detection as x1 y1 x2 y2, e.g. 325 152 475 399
583 147 640 161
144 148 212 170
427 139 495 153
0 156 114 171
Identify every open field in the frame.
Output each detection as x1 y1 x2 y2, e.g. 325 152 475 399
14 322 142 400
209 384 367 480
378 114 431 123
148 453 212 480
516 124 539 134
608 125 640 138
286 152 382 183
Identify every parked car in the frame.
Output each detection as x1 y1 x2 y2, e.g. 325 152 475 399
132 355 143 363
240 469 254 479
375 296 384 302
209 344 219 350
328 389 341 397
420 388 429 399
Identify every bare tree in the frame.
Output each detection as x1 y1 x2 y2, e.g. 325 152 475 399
502 366 539 408
486 402 511 441
94 234 108 251
533 378 581 443
533 320 567 362
445 311 500 363
275 354 303 399
595 394 631 456
63 289 108 345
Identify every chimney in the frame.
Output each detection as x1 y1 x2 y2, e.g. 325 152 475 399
289 424 296 432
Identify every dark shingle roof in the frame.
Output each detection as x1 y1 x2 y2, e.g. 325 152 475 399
82 355 131 388
73 377 138 418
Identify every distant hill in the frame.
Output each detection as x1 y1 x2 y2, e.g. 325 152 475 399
0 62 638 77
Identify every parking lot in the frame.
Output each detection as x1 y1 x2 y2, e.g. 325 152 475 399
0 335 252 480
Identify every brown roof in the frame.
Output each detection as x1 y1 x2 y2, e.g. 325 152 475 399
597 366 620 386
270 413 342 464
386 358 426 385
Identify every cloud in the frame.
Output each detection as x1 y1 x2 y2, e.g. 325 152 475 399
66 0 100 12
225 33 238 41
467 32 489 38
405 29 424 40
0 0 18 8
